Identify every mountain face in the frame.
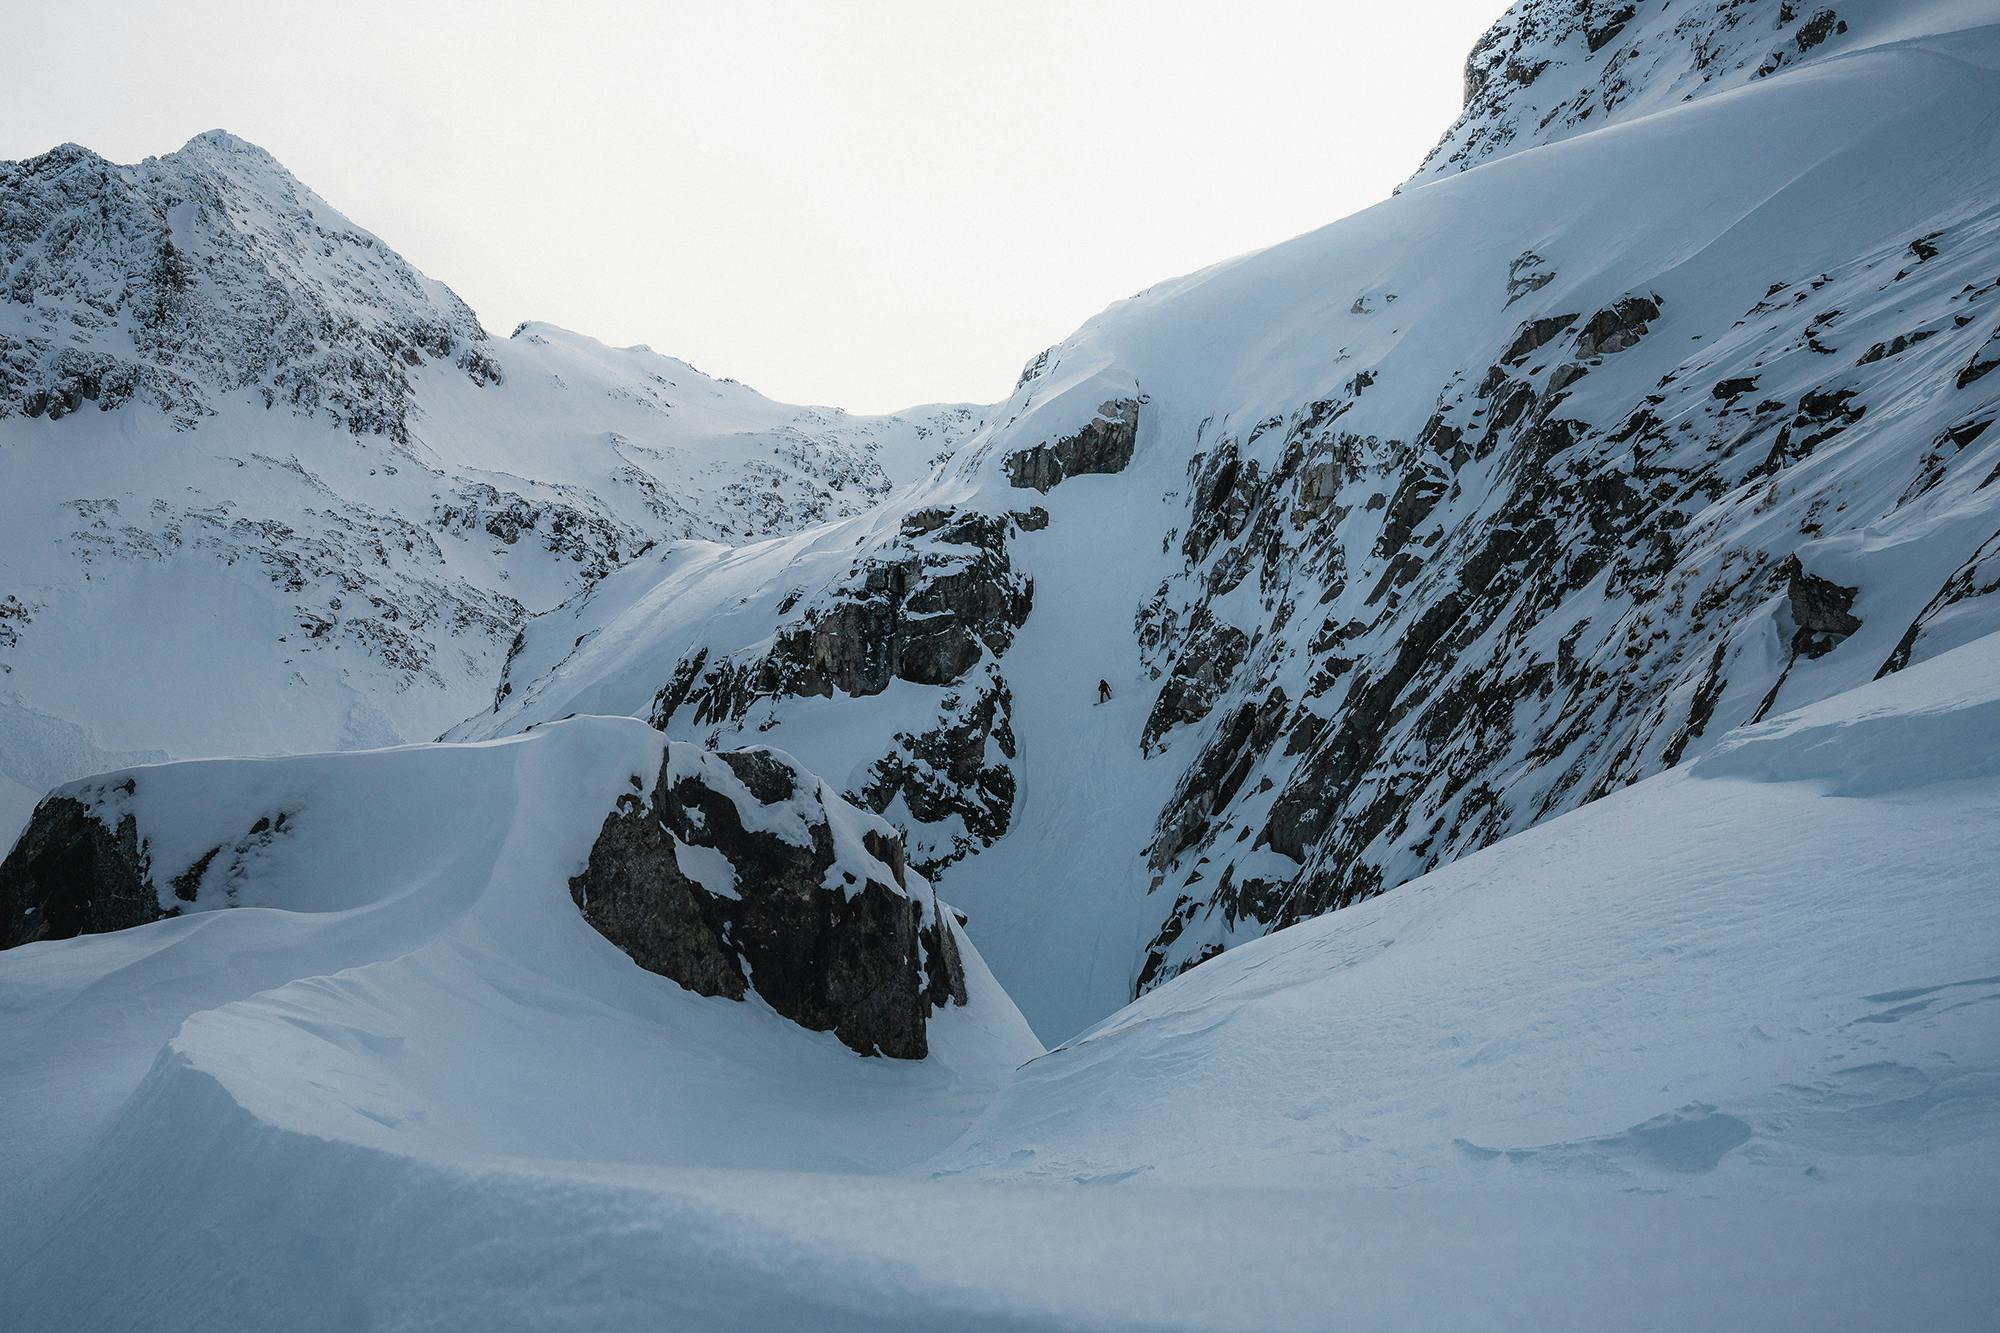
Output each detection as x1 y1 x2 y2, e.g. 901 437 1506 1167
1410 0 1867 185
1 130 495 437
0 132 980 836
454 0 2000 1040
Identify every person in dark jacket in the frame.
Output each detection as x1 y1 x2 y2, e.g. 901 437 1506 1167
1097 679 1112 704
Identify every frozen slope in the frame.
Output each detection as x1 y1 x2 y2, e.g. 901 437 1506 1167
937 634 2000 1199
459 0 2000 1040
3 608 1996 1329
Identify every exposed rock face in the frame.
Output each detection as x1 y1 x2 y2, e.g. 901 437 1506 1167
1413 0 1854 186
0 787 152 948
571 745 967 1058
1780 556 1861 659
857 663 1020 878
645 505 1037 876
1127 203 2000 992
1005 399 1141 491
656 507 1032 723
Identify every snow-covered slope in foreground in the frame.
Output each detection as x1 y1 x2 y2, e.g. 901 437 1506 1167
3 635 1996 1329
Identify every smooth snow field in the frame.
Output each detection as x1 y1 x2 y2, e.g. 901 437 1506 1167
2 632 1995 1330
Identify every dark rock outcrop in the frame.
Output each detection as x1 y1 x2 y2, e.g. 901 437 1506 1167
1119 204 2000 993
1780 555 1861 658
658 508 1033 722
0 786 154 948
571 745 967 1059
1005 399 1142 491
858 665 1020 877
1576 294 1662 358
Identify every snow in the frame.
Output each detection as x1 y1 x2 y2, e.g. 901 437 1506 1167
460 2 2000 1041
938 634 2000 1201
0 137 984 846
4 605 1997 1329
671 832 740 900
5 1 2000 1324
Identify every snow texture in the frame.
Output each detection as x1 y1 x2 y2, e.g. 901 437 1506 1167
3 603 1995 1330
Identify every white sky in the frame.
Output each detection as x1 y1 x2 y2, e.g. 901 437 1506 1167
3 1 1502 412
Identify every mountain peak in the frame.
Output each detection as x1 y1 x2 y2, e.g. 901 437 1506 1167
1 126 494 437
166 128 286 172
177 127 261 154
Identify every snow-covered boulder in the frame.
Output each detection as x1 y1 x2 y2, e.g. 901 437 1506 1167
0 719 982 1058
572 743 969 1057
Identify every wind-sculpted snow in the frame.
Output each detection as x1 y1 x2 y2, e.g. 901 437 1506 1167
0 133 982 839
0 718 997 1057
464 0 2000 1040
3 619 1995 1328
5 3 2000 1321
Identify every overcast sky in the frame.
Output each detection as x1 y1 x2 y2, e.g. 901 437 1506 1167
4 1 1502 412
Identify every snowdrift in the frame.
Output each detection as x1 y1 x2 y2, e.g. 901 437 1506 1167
3 583 1996 1330
936 634 2000 1200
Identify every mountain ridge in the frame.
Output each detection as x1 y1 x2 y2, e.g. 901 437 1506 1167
0 129 983 836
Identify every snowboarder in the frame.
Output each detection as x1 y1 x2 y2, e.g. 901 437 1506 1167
1097 679 1113 704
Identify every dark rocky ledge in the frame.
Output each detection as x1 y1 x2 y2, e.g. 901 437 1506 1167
0 786 153 948
571 745 967 1059
1005 399 1142 491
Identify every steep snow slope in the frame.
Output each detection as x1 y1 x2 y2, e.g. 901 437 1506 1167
1410 0 1993 184
3 617 1994 1329
0 131 979 840
937 633 2000 1196
459 0 2000 1039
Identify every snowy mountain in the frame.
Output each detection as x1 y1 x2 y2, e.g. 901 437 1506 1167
1409 0 1872 184
456 0 2000 1040
0 131 979 837
4 0 2000 1326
